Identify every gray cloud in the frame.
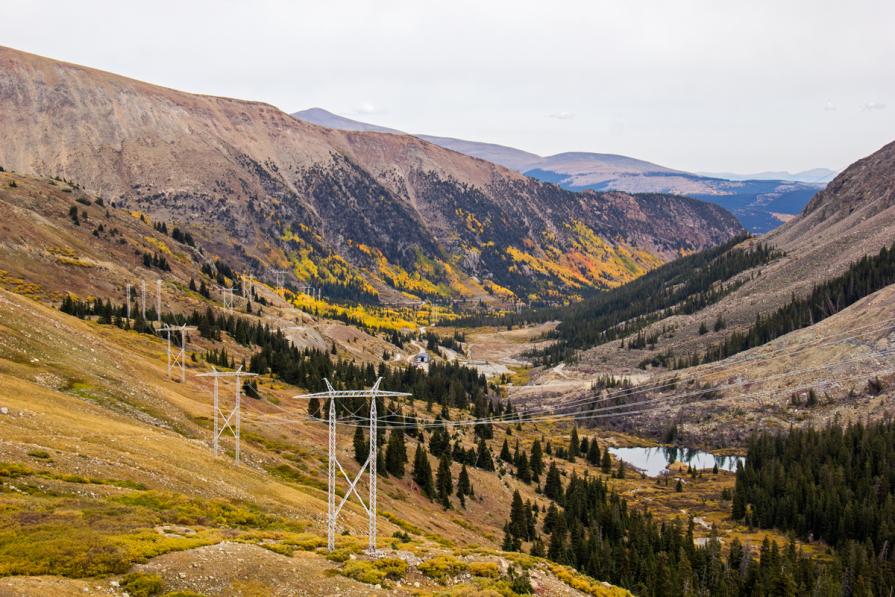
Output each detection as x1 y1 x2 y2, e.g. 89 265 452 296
547 111 575 120
0 0 892 172
354 102 385 115
861 101 886 111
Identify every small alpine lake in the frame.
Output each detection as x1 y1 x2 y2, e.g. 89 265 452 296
608 446 745 477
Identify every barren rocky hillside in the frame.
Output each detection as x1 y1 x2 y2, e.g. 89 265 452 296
559 140 895 444
0 46 742 303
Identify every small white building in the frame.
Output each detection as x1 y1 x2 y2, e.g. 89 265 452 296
412 352 430 370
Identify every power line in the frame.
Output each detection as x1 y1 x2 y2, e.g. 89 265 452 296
196 366 258 462
481 315 895 422
276 351 895 430
231 316 895 432
159 324 197 382
249 362 892 432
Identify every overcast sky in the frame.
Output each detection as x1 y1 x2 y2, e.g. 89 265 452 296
2 0 892 173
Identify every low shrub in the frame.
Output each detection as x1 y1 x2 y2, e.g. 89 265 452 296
418 555 468 582
340 557 408 585
469 561 500 578
121 572 164 597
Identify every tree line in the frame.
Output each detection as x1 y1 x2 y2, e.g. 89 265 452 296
58 292 490 410
692 241 895 367
500 424 895 595
455 236 781 366
732 419 895 592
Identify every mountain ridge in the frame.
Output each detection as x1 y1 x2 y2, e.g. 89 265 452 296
698 168 837 184
0 46 743 305
292 107 828 233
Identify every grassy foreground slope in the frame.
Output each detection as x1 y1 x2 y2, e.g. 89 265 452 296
0 290 630 596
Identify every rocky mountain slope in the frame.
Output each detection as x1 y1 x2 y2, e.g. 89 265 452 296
555 140 895 444
0 168 644 595
0 46 742 306
293 108 825 233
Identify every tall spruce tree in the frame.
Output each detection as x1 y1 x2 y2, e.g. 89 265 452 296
568 426 580 461
385 429 407 478
544 461 563 503
352 426 367 466
500 438 512 463
457 463 472 507
587 439 600 466
436 452 453 509
530 439 544 478
475 438 494 471
517 451 532 484
412 443 434 499
506 490 527 550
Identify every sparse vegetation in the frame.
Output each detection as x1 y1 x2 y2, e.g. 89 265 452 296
120 572 164 597
697 241 895 366
418 554 468 581
339 557 407 585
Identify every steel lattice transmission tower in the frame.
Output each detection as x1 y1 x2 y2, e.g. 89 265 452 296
240 273 253 299
140 280 147 320
296 378 411 554
159 324 197 382
269 269 288 294
156 279 163 327
218 285 238 312
197 366 258 462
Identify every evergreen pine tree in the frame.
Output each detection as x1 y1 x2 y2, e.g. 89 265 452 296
436 452 453 509
507 490 527 549
547 515 567 562
531 439 544 477
517 451 532 484
502 522 519 551
500 438 512 463
587 439 600 466
475 438 494 471
543 503 559 534
457 464 471 508
385 429 407 478
530 535 545 557
352 426 367 465
412 443 434 498
569 426 580 461
544 461 563 502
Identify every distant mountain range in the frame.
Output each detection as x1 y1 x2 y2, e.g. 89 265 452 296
697 168 837 184
293 108 833 233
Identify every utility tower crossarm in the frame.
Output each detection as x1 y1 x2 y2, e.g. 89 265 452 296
269 269 289 294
